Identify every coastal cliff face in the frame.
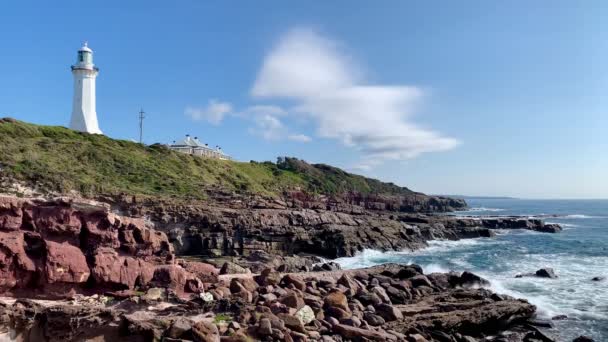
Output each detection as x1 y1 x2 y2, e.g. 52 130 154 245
112 192 557 261
0 195 564 341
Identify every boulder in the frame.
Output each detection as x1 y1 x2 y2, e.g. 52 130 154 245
363 312 385 326
281 274 306 291
179 260 219 283
219 262 250 275
278 313 305 333
192 321 220 342
324 291 350 312
374 303 403 321
295 305 315 325
332 323 394 341
535 268 558 279
456 271 490 287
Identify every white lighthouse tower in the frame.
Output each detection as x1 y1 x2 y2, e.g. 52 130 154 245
69 42 102 134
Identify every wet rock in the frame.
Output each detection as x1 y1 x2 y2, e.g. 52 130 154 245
312 262 341 272
457 271 490 287
591 276 605 282
573 336 595 342
535 268 558 279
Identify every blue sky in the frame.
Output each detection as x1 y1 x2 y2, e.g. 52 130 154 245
1 1 607 199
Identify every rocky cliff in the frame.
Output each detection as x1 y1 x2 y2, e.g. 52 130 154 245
0 196 217 298
112 192 558 261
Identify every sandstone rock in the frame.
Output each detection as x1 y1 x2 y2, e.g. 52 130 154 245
280 292 304 309
179 260 219 283
257 317 273 336
168 317 193 339
0 231 36 290
332 323 394 341
324 291 350 312
219 261 250 275
278 313 306 333
363 312 385 326
375 303 403 321
282 274 306 291
407 334 429 342
151 265 203 295
91 247 154 290
44 240 90 284
192 321 220 342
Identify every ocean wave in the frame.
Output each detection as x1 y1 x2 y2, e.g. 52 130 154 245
561 214 603 219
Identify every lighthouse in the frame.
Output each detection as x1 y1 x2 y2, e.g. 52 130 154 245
69 42 102 134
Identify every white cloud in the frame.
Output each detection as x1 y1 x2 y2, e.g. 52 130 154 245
185 99 233 125
249 114 285 141
252 28 460 166
287 134 312 143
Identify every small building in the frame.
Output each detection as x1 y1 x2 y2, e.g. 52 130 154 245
169 135 232 160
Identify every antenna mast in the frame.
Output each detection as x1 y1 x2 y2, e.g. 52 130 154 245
138 108 145 144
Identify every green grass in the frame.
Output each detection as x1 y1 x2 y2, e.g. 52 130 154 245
213 313 232 323
0 118 415 199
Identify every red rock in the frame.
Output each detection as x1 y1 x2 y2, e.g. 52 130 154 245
0 196 27 231
33 205 82 239
0 231 36 290
91 248 154 289
151 265 203 295
81 212 120 250
324 291 350 312
44 241 90 284
179 260 219 283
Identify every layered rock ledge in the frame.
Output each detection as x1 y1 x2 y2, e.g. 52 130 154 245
110 194 561 260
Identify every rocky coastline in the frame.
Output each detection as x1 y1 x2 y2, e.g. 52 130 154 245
0 194 572 341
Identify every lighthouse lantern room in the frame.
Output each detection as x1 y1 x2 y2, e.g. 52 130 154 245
69 42 102 134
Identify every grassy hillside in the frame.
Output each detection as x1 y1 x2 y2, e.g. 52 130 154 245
0 118 414 199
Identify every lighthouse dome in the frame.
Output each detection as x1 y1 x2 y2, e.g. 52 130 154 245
79 42 93 53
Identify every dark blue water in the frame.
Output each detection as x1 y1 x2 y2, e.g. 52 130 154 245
335 199 608 341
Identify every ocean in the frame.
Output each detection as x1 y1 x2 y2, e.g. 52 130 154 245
334 199 608 341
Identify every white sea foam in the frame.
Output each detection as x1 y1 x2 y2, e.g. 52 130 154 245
561 214 603 219
464 207 505 212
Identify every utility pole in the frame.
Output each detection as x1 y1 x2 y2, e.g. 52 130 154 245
138 108 145 144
